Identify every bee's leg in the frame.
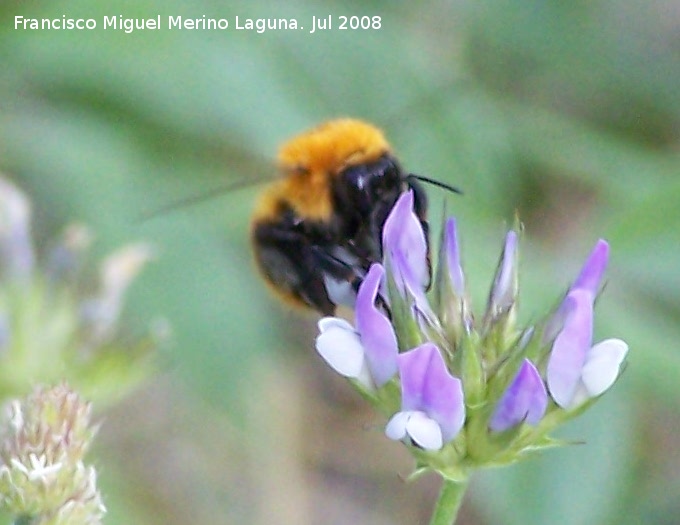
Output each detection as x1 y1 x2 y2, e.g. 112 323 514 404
309 245 369 310
316 246 391 318
253 222 349 316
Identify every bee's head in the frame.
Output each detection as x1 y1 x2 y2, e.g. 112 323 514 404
336 154 405 218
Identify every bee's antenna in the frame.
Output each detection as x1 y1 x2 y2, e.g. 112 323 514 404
407 174 463 195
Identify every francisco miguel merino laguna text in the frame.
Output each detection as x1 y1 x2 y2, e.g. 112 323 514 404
14 15 309 33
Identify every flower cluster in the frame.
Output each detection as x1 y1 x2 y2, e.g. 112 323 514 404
316 192 627 479
0 175 161 406
0 383 105 524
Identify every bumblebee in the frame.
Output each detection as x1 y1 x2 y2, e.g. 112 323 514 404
251 118 457 316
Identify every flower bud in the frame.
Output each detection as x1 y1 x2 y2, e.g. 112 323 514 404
433 218 472 346
0 384 105 523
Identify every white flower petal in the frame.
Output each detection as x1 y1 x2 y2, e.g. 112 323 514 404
385 411 412 441
406 411 443 451
317 317 354 333
10 457 29 475
315 324 365 378
582 338 628 397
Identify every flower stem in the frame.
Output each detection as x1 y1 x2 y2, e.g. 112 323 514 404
429 477 469 525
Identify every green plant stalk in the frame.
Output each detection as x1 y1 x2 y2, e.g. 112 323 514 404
429 476 470 525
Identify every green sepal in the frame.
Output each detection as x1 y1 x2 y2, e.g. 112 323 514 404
373 378 402 417
410 442 469 483
452 332 485 408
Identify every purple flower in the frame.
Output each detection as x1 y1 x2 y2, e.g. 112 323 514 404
489 359 547 432
486 230 519 318
385 343 465 450
543 240 609 344
547 290 628 408
382 191 429 295
316 264 398 389
435 217 472 339
381 192 437 329
443 218 465 297
572 240 609 297
355 264 400 386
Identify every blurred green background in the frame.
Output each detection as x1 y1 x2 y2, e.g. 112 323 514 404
1 0 679 523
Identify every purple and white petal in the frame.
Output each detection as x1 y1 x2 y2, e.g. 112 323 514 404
397 343 465 443
489 359 547 432
443 218 465 296
382 191 429 289
572 240 609 297
397 343 432 412
543 240 609 345
489 230 518 312
524 365 549 425
355 264 398 386
391 249 435 321
419 346 466 441
547 290 593 408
